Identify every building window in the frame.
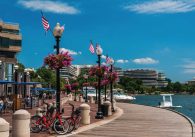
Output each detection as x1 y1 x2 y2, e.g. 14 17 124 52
10 39 21 46
1 37 9 47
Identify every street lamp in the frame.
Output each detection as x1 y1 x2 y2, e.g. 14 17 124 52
14 65 19 111
53 23 64 113
109 58 115 112
0 60 2 79
83 74 89 103
104 71 108 101
95 45 103 119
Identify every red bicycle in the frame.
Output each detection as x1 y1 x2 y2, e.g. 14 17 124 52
30 103 69 135
66 103 82 133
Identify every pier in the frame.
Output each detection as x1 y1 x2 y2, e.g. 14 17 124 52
70 103 192 137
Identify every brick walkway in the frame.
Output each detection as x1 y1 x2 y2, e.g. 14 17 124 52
70 103 192 137
0 95 99 137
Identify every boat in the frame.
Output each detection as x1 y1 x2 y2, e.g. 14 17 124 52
159 94 182 108
107 90 136 103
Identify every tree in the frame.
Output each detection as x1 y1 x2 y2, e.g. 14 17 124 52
173 82 182 93
119 77 144 94
17 62 25 73
36 67 56 88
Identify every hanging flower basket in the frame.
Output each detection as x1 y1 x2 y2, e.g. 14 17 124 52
92 82 98 88
107 72 118 82
101 79 109 86
89 65 109 77
65 84 71 90
83 82 90 87
71 82 79 90
44 52 73 69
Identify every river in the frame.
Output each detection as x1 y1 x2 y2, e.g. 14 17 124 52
132 95 195 122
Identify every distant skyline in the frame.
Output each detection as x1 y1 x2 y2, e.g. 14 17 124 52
1 0 195 82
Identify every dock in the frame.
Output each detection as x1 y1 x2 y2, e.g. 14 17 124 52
70 103 192 137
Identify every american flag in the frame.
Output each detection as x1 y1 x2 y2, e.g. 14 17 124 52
42 16 50 31
89 41 95 54
61 24 65 32
106 55 111 64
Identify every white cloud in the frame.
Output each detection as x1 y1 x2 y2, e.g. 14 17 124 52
101 55 107 59
124 0 195 14
60 48 81 55
133 57 159 64
184 69 195 74
18 0 80 14
182 59 195 74
101 62 107 65
116 59 129 64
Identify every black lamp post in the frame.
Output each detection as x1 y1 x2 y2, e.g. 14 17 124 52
109 58 115 112
95 45 103 119
53 23 64 113
104 72 108 101
83 74 89 103
0 60 2 79
14 65 19 111
95 83 98 104
104 85 107 101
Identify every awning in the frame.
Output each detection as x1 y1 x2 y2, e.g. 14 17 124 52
0 80 15 84
31 87 56 93
14 82 41 85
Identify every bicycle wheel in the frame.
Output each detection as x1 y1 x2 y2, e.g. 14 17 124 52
74 116 81 130
30 115 42 133
66 117 75 133
53 117 69 135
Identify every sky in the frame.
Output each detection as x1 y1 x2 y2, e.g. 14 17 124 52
1 0 195 82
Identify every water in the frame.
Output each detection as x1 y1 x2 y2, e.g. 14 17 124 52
132 95 195 122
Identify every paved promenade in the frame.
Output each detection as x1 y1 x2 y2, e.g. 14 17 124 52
70 103 192 137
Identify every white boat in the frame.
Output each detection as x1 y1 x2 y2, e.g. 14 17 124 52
108 90 136 102
159 94 182 108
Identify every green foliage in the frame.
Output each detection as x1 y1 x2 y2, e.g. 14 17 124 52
17 62 25 73
119 77 143 94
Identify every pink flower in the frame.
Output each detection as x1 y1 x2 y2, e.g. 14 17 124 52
44 52 73 69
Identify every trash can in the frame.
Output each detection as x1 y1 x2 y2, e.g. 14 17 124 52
101 104 109 116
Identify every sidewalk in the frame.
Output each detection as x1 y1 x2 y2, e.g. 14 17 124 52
0 94 99 137
70 103 192 137
30 100 100 137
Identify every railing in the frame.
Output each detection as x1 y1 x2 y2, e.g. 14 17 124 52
0 20 19 27
1 30 21 35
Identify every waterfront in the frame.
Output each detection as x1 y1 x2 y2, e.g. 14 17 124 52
133 95 195 122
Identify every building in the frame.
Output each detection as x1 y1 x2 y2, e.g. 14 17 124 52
60 65 78 79
122 69 168 88
124 69 158 87
113 67 124 82
73 65 93 76
187 78 195 86
157 73 168 88
0 20 22 95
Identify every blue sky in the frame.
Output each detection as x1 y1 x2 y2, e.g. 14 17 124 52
1 0 195 82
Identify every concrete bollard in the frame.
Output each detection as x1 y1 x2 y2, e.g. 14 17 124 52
79 96 83 102
104 101 112 116
36 108 43 117
113 99 117 111
89 96 94 103
79 103 90 125
43 104 47 113
68 93 73 101
12 109 30 137
76 95 79 102
0 118 9 137
101 97 104 104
